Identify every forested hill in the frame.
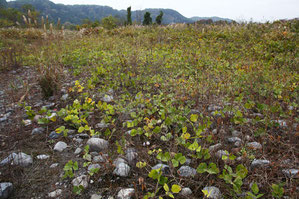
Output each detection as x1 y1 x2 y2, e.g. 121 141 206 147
6 0 231 24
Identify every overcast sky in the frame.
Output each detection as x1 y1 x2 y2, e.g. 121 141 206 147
45 0 299 21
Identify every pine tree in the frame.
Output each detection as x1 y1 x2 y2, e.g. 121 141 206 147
155 11 164 25
127 6 132 25
143 12 152 25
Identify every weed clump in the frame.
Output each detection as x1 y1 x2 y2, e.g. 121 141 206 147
37 64 62 98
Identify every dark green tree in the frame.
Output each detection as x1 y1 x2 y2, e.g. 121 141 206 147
143 12 152 25
155 11 163 25
126 6 132 25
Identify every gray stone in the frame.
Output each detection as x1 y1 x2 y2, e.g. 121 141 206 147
36 154 50 160
184 158 191 165
113 158 127 167
31 127 45 135
227 137 242 144
0 152 33 167
126 149 138 165
50 163 59 168
54 141 68 152
95 122 109 129
74 148 82 155
247 142 262 150
232 130 242 137
74 138 84 144
152 164 170 174
0 182 13 199
113 163 130 177
215 150 229 160
178 166 197 177
282 169 298 178
86 138 109 152
72 175 88 189
49 131 61 139
209 144 222 153
48 189 62 198
91 194 102 199
202 186 222 199
117 188 135 199
102 95 114 103
251 159 270 168
180 187 192 196
208 105 222 112
88 164 101 172
74 133 89 139
93 155 106 163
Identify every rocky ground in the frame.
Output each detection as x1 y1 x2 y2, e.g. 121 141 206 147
0 66 298 199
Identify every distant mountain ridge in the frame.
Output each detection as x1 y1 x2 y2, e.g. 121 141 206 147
6 0 232 24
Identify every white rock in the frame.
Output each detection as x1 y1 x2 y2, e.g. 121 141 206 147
23 119 32 126
91 194 102 199
54 141 68 152
247 142 262 150
282 169 299 178
46 113 57 120
72 175 88 189
102 95 113 103
36 154 50 160
180 187 192 196
251 159 270 168
117 188 135 199
113 163 130 177
48 189 62 198
202 186 222 199
0 182 13 199
178 166 197 177
61 94 69 101
87 138 109 152
50 163 59 168
95 122 109 129
74 148 82 155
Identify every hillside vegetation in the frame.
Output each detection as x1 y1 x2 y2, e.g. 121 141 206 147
6 0 232 25
0 21 298 198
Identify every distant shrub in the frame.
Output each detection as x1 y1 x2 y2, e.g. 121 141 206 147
101 16 117 30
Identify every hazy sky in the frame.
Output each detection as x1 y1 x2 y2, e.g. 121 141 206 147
46 0 299 21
